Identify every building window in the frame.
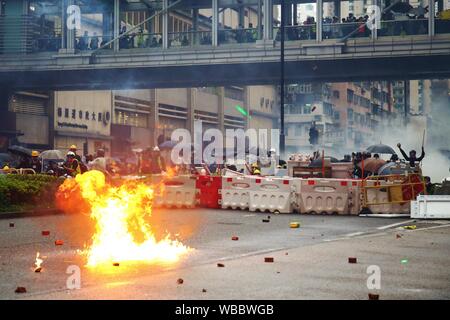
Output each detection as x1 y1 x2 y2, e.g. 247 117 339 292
57 107 62 117
114 110 148 128
64 108 69 118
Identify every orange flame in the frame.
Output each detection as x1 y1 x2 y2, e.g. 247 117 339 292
57 171 189 268
34 252 43 271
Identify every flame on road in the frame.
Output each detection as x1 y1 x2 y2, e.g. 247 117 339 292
34 252 43 271
57 171 188 268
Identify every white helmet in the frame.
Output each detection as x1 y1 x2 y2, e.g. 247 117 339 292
153 146 160 152
67 151 75 157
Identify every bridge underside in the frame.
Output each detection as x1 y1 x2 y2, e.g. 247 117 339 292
2 54 450 90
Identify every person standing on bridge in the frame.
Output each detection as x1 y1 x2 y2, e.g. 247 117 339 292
397 143 425 168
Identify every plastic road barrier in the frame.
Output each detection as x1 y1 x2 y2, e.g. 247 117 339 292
248 176 298 213
221 175 252 210
153 175 198 208
196 175 222 209
411 195 450 219
297 178 361 215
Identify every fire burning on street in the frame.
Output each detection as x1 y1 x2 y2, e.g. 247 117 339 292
34 252 43 273
57 171 189 269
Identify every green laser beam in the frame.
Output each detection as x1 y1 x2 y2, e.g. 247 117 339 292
235 105 251 119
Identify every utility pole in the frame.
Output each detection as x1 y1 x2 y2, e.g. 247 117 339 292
280 0 286 158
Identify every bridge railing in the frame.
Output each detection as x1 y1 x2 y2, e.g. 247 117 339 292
218 28 259 45
379 19 429 36
436 18 450 34
0 15 63 55
74 35 113 51
168 30 212 48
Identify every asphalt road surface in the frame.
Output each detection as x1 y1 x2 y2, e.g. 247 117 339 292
1 209 449 300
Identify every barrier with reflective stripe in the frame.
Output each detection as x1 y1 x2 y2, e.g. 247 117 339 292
297 178 361 215
248 177 298 213
196 175 222 209
220 175 252 210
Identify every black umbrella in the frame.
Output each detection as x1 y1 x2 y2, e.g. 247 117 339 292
366 144 396 155
7 145 32 157
390 1 413 14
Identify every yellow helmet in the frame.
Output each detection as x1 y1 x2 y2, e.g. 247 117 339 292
251 163 258 168
31 150 39 157
69 145 77 150
3 165 10 171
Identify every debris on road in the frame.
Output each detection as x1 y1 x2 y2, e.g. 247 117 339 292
401 259 408 264
348 257 357 264
403 225 417 230
264 257 274 263
15 287 27 294
217 263 225 267
368 293 379 300
396 234 402 239
177 278 184 284
41 230 50 236
290 222 300 228
262 219 270 223
54 240 64 246
231 236 239 241
9 222 14 228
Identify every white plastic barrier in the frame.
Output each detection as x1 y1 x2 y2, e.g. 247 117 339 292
411 195 450 219
152 175 198 208
248 177 298 213
364 180 410 215
297 178 361 215
220 175 252 210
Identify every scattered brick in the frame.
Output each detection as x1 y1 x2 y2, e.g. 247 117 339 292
113 263 120 267
217 263 225 267
262 219 270 223
41 231 50 236
264 257 274 263
177 278 184 284
9 222 14 228
15 287 27 294
368 293 379 300
55 240 64 246
231 236 239 241
348 257 357 264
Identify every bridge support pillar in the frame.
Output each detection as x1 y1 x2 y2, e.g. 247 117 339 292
316 0 323 42
258 0 263 40
187 89 196 135
192 8 199 45
429 0 435 37
263 0 273 40
113 0 120 52
162 0 169 49
293 3 298 25
218 87 225 134
333 0 341 20
212 0 219 46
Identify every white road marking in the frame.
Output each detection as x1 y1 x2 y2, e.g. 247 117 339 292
343 231 365 237
377 220 415 230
